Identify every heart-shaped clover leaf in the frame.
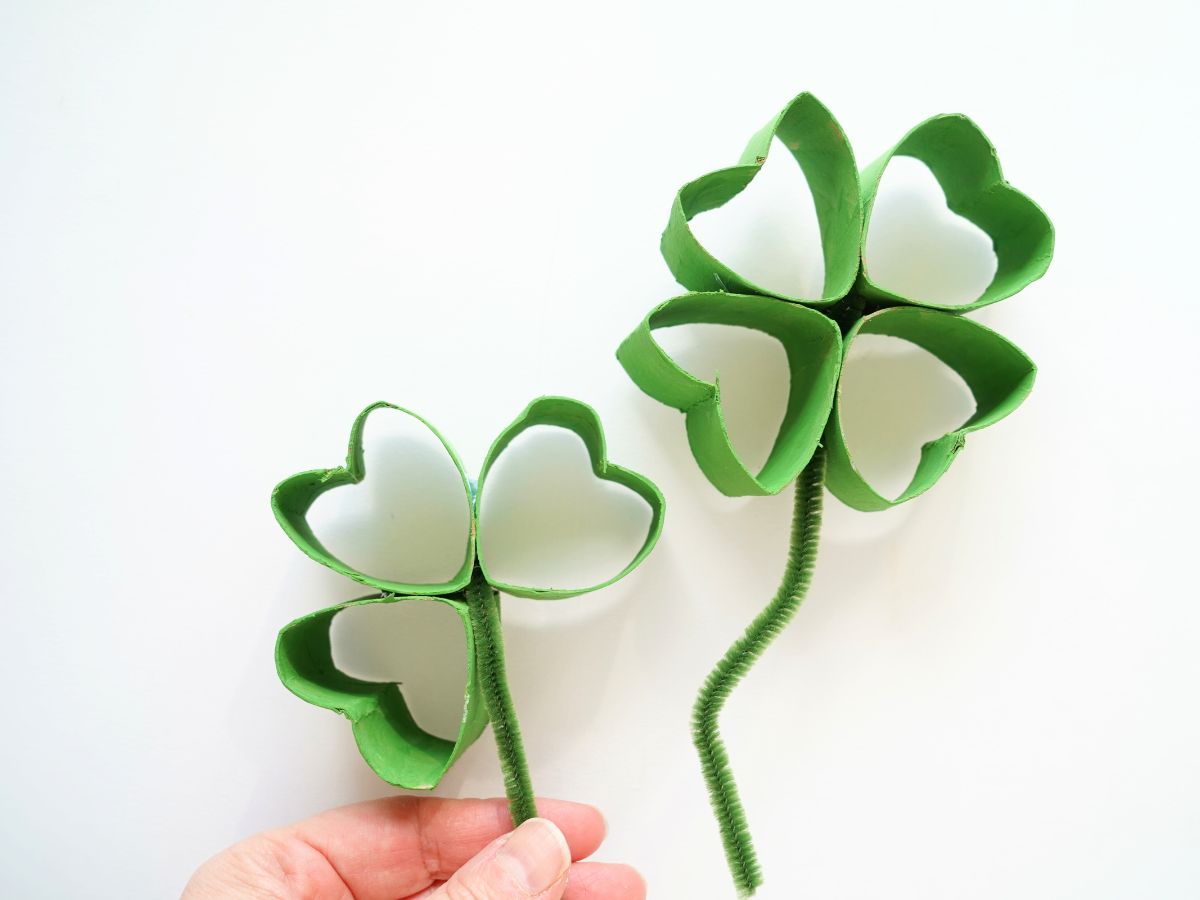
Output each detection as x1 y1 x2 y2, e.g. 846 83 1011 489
474 397 666 599
271 402 476 596
618 292 842 497
273 397 665 793
823 306 1036 511
275 593 488 790
662 92 862 306
858 114 1055 313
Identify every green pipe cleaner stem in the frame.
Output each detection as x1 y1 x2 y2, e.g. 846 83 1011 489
466 569 539 826
692 447 827 896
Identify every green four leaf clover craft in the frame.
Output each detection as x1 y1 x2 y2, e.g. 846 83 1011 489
273 397 665 824
618 92 1053 895
267 89 1050 896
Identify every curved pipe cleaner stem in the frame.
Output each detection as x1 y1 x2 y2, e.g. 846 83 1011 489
466 570 538 826
692 447 827 896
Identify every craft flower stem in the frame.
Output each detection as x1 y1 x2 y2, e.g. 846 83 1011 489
692 448 827 897
466 568 539 826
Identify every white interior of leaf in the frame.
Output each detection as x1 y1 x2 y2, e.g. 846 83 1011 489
654 322 789 476
839 334 976 501
307 407 472 584
476 426 650 591
864 157 997 306
689 137 825 298
330 599 468 741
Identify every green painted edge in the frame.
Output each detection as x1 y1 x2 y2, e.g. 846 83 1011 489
857 113 1055 313
474 396 666 600
823 306 1037 511
617 292 843 497
661 92 863 307
270 402 476 596
275 593 489 790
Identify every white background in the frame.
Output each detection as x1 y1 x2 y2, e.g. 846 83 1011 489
2 1 1198 897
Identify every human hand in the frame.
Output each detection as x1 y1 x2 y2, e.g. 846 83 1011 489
182 796 644 899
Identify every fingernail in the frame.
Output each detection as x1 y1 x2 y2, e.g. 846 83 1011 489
496 818 570 894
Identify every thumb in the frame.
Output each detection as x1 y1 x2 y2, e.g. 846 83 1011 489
430 817 572 899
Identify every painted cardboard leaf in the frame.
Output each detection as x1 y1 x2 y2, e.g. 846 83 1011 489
823 306 1037 511
275 593 489 790
661 92 862 306
858 114 1055 313
617 291 842 496
475 396 666 599
271 402 476 596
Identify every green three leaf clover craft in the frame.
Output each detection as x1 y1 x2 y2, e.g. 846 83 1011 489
618 91 1053 895
273 397 664 824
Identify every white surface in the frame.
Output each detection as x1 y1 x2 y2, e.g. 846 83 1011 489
2 2 1198 897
